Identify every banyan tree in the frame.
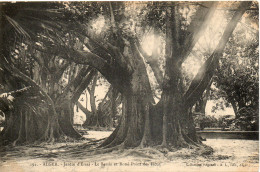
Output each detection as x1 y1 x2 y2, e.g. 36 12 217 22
0 1 254 149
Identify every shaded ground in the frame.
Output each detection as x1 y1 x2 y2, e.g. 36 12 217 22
0 131 258 172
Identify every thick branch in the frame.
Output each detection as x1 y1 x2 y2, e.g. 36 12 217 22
75 31 113 63
57 66 92 101
136 39 164 87
61 47 129 93
184 1 252 107
63 48 110 74
196 2 258 11
76 101 92 117
131 40 155 103
180 2 217 64
72 70 97 103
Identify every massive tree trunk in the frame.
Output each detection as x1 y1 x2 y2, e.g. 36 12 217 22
147 4 198 148
55 66 96 138
99 47 197 148
100 89 151 148
100 39 154 148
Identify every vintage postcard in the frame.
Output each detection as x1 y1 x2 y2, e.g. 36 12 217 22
0 1 259 172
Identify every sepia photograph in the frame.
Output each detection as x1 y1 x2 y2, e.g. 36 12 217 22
0 1 259 171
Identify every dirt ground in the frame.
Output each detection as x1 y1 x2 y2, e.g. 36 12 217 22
0 131 258 172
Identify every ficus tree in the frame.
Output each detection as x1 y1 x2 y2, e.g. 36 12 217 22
56 1 253 149
0 1 256 150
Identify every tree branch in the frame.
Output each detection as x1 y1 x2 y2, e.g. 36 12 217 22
57 66 92 101
60 46 125 89
196 2 257 11
72 70 97 103
136 39 164 87
76 101 92 117
180 2 218 64
184 1 252 107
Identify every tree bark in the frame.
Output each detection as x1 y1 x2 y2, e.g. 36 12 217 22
99 38 154 148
